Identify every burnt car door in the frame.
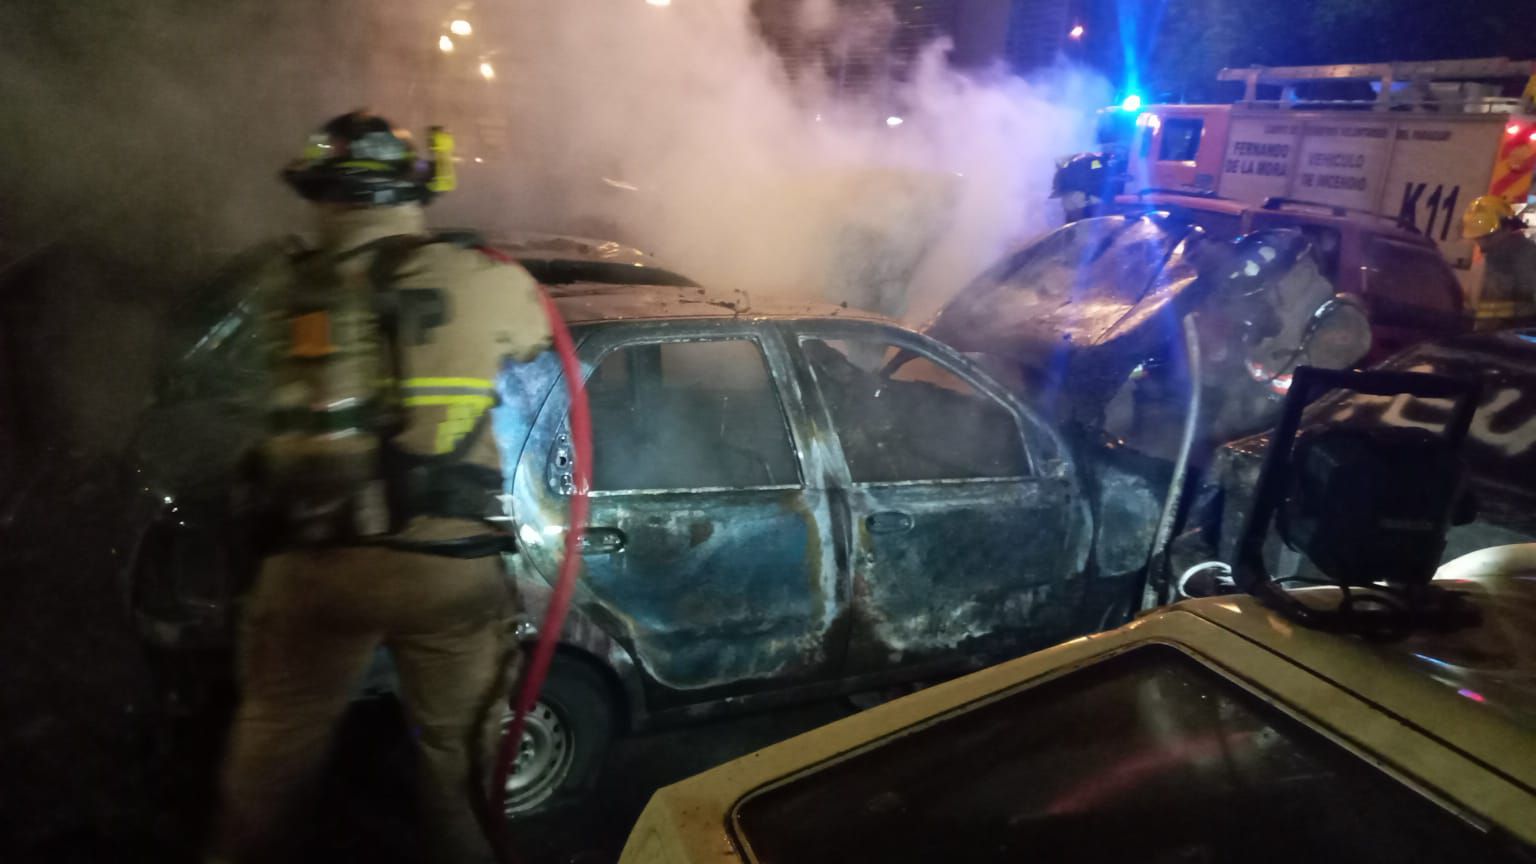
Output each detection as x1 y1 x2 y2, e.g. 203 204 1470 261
512 320 843 700
783 320 1092 676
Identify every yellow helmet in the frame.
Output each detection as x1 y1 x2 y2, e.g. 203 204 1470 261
1462 194 1517 240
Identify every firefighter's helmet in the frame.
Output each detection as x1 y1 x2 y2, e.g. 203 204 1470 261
1461 194 1517 240
283 111 435 206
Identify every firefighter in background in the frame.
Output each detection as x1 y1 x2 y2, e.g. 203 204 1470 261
212 112 551 864
1463 194 1536 315
1050 151 1124 223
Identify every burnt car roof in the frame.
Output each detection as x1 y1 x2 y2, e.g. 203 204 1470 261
549 282 890 327
923 214 1206 364
488 231 700 288
492 230 654 264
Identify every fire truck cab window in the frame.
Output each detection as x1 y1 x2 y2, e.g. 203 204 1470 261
585 339 798 491
1158 118 1205 162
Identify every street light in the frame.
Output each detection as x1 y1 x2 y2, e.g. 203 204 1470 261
886 115 904 128
479 61 496 81
1069 24 1085 40
439 35 454 53
646 0 672 6
450 19 473 36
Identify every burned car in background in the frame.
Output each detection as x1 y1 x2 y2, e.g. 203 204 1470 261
1169 330 1536 598
923 213 1378 608
1111 193 1469 363
926 213 1374 461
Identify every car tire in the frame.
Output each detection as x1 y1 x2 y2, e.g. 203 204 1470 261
501 653 616 819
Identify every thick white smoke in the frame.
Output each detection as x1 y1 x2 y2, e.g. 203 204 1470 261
0 0 1108 456
1 0 1106 322
434 0 1109 321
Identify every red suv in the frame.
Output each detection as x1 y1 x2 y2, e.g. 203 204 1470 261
1113 192 1469 363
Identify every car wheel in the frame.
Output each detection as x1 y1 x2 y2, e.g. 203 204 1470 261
501 654 616 818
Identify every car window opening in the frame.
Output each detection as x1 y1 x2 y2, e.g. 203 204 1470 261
586 338 800 492
802 338 1029 483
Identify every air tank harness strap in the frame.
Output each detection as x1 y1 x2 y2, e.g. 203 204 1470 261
369 534 512 559
358 231 503 537
380 444 502 518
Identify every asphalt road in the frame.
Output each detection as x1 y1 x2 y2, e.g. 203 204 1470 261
325 696 857 864
293 693 857 864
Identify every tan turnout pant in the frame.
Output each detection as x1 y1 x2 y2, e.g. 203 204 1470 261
214 544 516 864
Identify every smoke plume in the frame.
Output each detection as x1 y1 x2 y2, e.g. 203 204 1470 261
0 0 1107 455
458 0 1108 320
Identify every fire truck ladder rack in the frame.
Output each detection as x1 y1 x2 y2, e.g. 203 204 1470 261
1219 57 1536 113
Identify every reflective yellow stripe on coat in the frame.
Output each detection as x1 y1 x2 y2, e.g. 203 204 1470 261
400 377 497 454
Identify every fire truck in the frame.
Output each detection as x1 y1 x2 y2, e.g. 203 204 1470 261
1124 57 1536 322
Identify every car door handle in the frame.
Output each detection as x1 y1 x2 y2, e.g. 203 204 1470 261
581 527 627 554
866 511 914 535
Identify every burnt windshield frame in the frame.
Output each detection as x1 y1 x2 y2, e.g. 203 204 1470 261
784 318 1070 478
804 336 1033 483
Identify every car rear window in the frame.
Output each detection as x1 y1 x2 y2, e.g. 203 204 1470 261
732 644 1523 864
1363 237 1465 326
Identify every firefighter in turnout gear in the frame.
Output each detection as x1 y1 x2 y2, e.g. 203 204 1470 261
213 111 551 864
1463 194 1536 317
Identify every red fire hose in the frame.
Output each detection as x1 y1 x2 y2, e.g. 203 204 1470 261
477 247 592 862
